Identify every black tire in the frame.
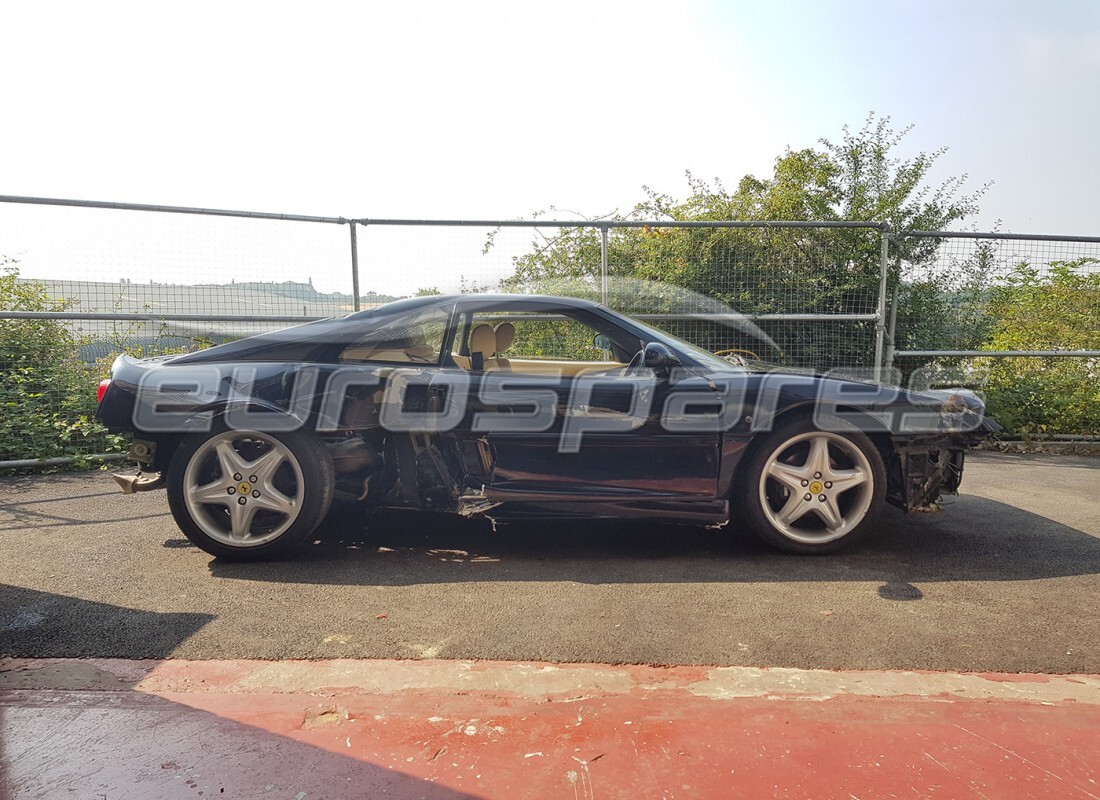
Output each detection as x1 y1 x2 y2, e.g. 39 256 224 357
735 413 886 554
166 427 334 561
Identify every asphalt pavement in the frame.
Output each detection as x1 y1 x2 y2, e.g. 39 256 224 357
2 452 1099 673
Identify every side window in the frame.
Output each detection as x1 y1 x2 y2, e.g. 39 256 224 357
339 307 449 364
508 317 604 361
458 311 603 361
451 309 634 374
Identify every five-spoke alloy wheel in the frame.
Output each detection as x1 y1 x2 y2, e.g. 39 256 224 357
737 413 886 553
166 428 334 560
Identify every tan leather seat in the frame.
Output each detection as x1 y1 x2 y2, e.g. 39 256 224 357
466 322 515 371
469 324 497 371
492 322 515 370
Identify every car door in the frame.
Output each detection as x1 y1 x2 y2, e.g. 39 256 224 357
448 301 723 502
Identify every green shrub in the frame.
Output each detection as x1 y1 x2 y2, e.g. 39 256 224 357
978 261 1100 436
0 261 125 465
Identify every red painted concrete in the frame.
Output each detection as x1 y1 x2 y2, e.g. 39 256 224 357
3 659 1099 799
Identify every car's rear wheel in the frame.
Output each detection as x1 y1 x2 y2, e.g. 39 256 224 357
737 414 886 554
166 428 334 560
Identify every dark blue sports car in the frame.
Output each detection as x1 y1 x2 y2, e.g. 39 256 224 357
97 294 999 560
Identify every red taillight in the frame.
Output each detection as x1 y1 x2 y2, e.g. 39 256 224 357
97 379 111 403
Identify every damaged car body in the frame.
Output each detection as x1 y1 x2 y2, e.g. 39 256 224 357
96 294 1000 559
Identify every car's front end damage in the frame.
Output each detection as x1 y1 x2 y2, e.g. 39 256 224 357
882 388 1000 512
713 373 1001 516
888 440 967 512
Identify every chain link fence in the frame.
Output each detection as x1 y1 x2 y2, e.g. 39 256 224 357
889 231 1100 358
1 198 355 350
2 195 1099 466
356 219 888 371
887 231 1100 437
1 197 356 466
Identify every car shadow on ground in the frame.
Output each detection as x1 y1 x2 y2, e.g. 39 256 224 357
0 585 215 659
205 494 1100 588
0 586 477 799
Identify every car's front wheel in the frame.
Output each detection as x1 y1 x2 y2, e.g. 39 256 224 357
737 414 886 554
166 428 334 560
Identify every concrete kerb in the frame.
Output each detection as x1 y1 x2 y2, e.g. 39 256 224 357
4 658 1100 705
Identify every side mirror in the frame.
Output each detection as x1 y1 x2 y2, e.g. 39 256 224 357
643 342 681 374
593 333 612 352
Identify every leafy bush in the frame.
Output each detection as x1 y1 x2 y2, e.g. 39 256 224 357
0 261 125 465
978 261 1100 436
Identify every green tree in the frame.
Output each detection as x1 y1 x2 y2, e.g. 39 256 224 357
498 114 986 369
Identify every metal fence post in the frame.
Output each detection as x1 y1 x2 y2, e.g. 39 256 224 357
348 220 361 312
599 223 609 307
873 226 890 380
884 245 902 380
885 283 899 376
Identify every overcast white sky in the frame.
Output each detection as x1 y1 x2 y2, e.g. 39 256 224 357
2 0 1098 293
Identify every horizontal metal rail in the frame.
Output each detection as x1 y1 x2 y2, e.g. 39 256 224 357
0 453 127 470
0 197 886 229
356 218 887 230
634 313 878 321
1 311 878 324
895 350 1100 358
0 311 330 323
474 312 879 322
898 230 1100 244
0 195 346 225
6 196 1097 239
